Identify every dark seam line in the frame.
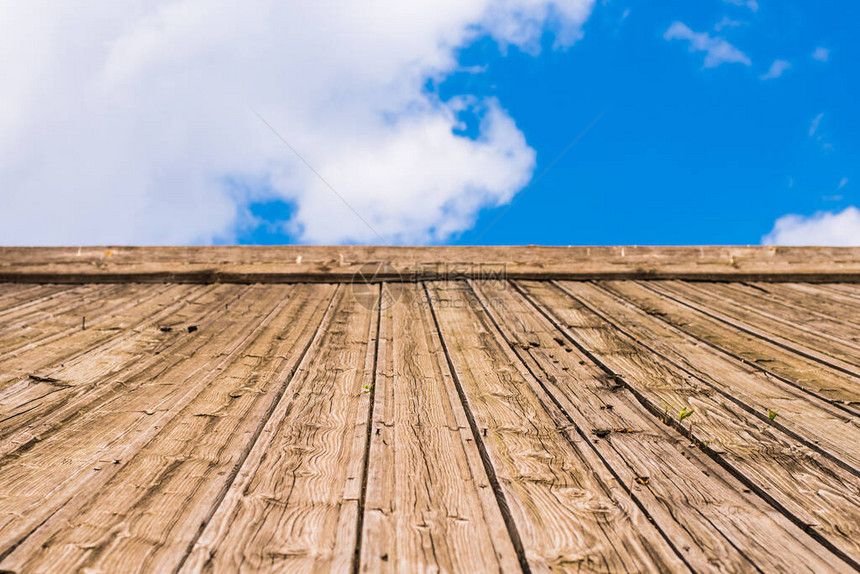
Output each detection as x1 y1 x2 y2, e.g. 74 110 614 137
740 282 771 294
514 280 860 572
352 284 383 574
467 279 695 572
584 281 860 478
171 284 342 573
422 282 532 574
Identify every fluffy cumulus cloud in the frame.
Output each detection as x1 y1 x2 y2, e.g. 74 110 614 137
763 207 860 246
0 0 594 245
664 22 751 68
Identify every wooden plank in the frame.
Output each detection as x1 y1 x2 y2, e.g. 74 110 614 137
0 285 115 326
0 284 76 319
0 284 231 457
0 284 198 437
0 284 149 368
426 280 688 573
746 283 860 328
0 284 51 312
1 284 338 573
817 283 860 298
648 281 860 377
0 284 288 560
0 283 191 370
3 246 860 283
680 282 860 357
562 281 860 474
472 280 846 572
597 281 860 413
517 279 860 568
181 284 379 573
359 283 520 573
0 284 119 333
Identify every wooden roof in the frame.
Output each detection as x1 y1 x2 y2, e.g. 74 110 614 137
0 246 859 572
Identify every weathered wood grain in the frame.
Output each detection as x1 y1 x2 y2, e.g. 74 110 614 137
0 283 191 371
0 283 69 310
472 279 847 573
650 281 860 376
0 283 153 363
518 279 860 567
601 281 860 412
0 284 80 324
0 284 232 458
1 284 338 573
0 284 52 312
181 285 379 573
745 283 860 329
426 280 687 573
674 281 860 361
3 245 860 282
359 283 520 573
0 284 120 335
818 283 860 298
0 284 286 561
571 281 860 473
0 271 858 573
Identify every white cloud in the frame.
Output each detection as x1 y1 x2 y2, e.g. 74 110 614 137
812 46 830 62
809 113 824 137
664 22 751 68
807 112 835 151
714 17 745 32
839 177 849 190
759 59 790 80
723 0 759 12
763 207 860 246
0 0 594 245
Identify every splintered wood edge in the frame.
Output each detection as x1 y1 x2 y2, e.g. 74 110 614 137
2 246 860 283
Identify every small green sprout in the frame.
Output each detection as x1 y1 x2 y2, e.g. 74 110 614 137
679 406 695 422
768 408 779 421
660 398 673 423
363 384 374 391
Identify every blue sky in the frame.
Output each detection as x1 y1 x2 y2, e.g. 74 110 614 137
2 1 857 246
241 0 857 246
459 0 857 245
